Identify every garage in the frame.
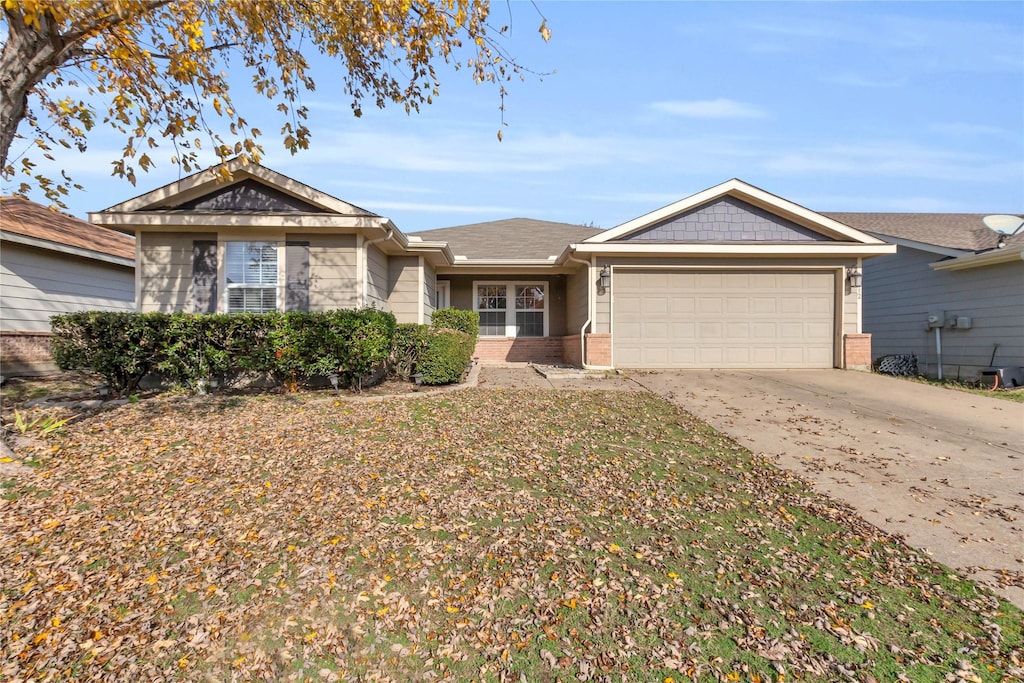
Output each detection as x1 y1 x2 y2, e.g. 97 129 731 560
612 269 836 368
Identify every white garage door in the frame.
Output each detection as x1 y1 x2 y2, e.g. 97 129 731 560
613 270 835 368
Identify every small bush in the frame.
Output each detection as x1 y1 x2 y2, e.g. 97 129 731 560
417 328 474 385
391 323 430 381
50 312 168 398
431 309 479 339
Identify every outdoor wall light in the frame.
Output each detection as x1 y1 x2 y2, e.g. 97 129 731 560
598 265 611 294
846 266 863 289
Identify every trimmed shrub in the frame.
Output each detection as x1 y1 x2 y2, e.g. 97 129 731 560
391 323 430 381
50 311 169 397
156 313 233 391
431 308 479 339
417 328 474 385
49 308 397 395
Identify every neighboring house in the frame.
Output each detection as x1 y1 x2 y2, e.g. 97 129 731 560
91 158 895 370
1 196 136 376
826 213 1024 380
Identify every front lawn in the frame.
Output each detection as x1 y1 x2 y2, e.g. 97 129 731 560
1 390 1020 682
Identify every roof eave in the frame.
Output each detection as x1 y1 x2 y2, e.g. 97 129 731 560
0 229 135 267
572 243 897 257
930 245 1024 271
89 212 394 231
864 231 974 258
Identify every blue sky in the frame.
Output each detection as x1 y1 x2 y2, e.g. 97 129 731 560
7 1 1023 231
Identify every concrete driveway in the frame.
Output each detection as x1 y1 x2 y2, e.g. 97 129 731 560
628 369 1024 608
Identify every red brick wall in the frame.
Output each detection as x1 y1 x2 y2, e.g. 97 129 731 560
562 335 583 367
585 333 612 367
843 333 872 370
0 331 56 376
473 337 567 364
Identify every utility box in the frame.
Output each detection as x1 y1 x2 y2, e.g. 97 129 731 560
954 316 972 329
926 311 945 329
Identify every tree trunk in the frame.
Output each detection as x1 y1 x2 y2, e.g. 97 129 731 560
0 9 79 175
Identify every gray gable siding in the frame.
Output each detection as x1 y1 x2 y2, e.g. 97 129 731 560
177 178 326 213
622 197 833 243
863 245 1024 380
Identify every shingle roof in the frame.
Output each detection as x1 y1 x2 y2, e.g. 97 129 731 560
414 218 602 260
1 196 135 260
823 213 1021 252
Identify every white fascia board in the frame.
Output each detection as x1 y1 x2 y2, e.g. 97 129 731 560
448 258 559 266
864 232 967 259
587 178 886 245
930 245 1024 271
90 212 392 229
0 230 135 268
572 242 897 257
102 158 369 215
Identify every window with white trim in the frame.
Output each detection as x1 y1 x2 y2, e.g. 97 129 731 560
225 241 278 313
474 282 547 337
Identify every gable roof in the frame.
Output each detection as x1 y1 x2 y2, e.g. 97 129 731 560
588 179 886 245
414 218 602 260
823 213 1019 252
1 196 135 263
99 157 377 217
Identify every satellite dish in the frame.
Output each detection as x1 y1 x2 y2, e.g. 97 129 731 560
982 214 1024 235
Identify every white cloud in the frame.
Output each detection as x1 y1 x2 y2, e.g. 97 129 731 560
929 122 1007 137
649 98 768 119
358 200 523 214
820 73 907 88
578 191 685 205
762 142 1019 183
806 194 964 212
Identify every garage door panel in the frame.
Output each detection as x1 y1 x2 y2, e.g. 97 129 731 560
612 269 835 369
671 321 697 340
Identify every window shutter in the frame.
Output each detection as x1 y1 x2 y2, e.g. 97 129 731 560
192 240 218 313
285 241 310 311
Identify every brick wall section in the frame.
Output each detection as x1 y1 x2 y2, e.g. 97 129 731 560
562 335 583 367
473 337 566 364
0 331 56 376
843 333 872 371
585 333 612 367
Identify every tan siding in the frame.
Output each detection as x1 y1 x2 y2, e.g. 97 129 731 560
366 244 389 309
388 256 420 324
294 234 358 312
423 261 436 321
0 242 134 331
863 246 1024 378
139 232 199 312
565 269 590 334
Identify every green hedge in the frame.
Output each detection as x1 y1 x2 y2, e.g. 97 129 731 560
417 328 475 385
50 309 397 396
51 311 169 398
391 310 478 386
431 308 479 339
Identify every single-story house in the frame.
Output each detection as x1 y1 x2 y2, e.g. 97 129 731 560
91 158 897 370
825 213 1024 380
1 196 136 376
